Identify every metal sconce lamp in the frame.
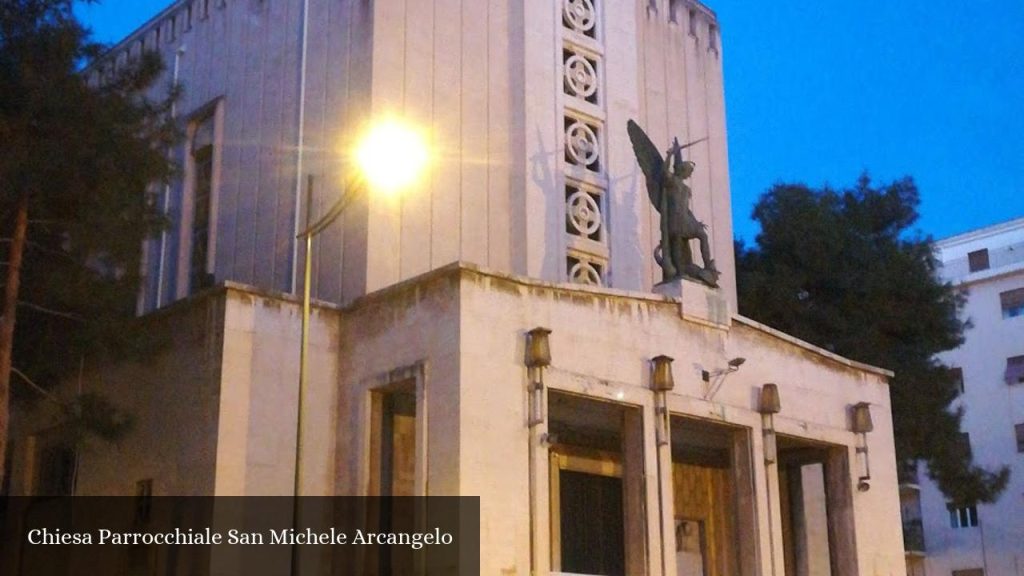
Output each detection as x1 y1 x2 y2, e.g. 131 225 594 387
851 402 874 492
651 355 675 446
759 383 781 463
702 357 746 400
526 328 552 427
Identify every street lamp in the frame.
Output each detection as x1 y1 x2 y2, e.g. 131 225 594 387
289 119 428 575
292 119 430 497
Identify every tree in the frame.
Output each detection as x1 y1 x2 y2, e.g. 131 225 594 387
735 174 1009 504
0 0 176 482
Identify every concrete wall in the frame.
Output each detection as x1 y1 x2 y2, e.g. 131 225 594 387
452 265 902 575
332 270 463 498
915 219 1024 576
8 283 341 498
9 293 225 497
106 0 736 311
213 285 341 496
9 261 906 575
102 0 375 310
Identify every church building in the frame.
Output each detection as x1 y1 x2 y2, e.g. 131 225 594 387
7 1 908 574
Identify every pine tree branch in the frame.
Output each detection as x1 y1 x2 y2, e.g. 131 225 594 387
10 367 63 406
17 301 86 322
25 240 76 261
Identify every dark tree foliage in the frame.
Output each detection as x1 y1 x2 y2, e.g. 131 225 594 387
1 0 177 475
736 174 1009 504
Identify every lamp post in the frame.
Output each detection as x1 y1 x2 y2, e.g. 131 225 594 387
290 119 429 573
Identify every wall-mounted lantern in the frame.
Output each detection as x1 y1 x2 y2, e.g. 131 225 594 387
851 402 873 491
526 328 552 427
652 355 675 391
651 355 675 445
759 383 781 463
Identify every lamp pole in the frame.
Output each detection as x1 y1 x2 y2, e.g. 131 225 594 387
291 176 362 576
289 118 430 575
293 175 363 499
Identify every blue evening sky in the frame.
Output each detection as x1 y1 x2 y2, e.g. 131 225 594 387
77 0 1024 242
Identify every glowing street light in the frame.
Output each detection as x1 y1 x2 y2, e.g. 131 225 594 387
355 119 431 196
290 118 428 575
293 118 429 495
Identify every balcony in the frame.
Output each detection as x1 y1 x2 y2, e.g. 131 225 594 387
903 519 926 556
898 460 920 491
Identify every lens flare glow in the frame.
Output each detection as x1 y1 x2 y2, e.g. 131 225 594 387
355 120 430 195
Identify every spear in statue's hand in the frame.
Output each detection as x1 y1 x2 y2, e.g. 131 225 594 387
667 136 708 155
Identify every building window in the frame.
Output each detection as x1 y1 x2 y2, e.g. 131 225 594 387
1000 288 1024 319
548 393 646 575
1006 355 1024 385
188 113 216 293
669 0 685 23
370 383 417 497
948 504 978 528
36 444 76 496
959 432 972 457
367 374 421 575
967 249 989 272
135 478 154 525
1015 423 1024 453
949 367 964 394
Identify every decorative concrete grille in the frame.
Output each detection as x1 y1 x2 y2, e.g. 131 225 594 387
563 52 598 101
565 184 604 242
564 119 600 169
567 256 604 287
563 0 596 37
561 0 608 286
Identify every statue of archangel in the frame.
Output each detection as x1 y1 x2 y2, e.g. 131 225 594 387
627 120 719 287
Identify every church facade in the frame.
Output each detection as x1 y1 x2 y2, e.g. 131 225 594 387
8 1 908 574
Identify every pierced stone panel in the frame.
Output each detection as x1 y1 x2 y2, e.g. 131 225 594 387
563 0 596 37
565 184 604 242
563 50 599 104
561 0 608 287
564 117 601 171
567 254 605 287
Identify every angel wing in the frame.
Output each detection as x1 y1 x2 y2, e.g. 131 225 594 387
627 120 665 210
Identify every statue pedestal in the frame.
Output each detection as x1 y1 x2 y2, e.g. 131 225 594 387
654 278 731 327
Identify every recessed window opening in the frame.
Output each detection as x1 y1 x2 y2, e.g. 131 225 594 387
369 381 418 574
967 249 989 272
1001 288 1024 319
670 416 755 576
949 367 964 394
777 436 857 576
370 382 417 497
548 392 645 575
36 443 76 497
948 504 978 528
1007 355 1024 385
188 113 216 293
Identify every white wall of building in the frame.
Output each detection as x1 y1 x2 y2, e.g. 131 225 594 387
105 0 735 312
916 217 1024 576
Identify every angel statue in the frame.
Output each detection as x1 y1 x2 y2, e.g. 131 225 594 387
627 119 720 287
